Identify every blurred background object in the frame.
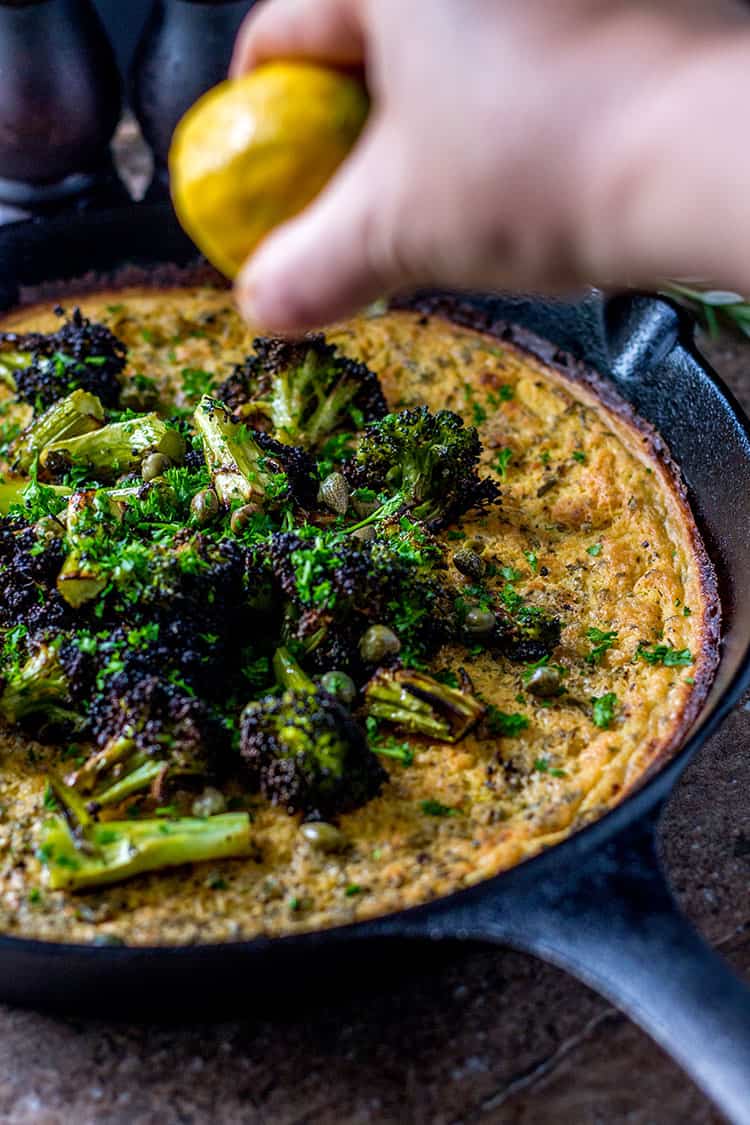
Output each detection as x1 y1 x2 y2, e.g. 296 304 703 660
0 0 255 219
0 0 124 219
129 0 254 199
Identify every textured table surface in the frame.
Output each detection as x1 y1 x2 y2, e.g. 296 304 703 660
1 127 749 1124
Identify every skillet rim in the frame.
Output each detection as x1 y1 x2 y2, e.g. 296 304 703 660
0 229 745 957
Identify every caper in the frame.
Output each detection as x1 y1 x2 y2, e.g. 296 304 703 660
191 488 219 525
453 548 486 581
359 624 401 663
300 821 347 853
385 465 402 487
141 452 171 482
351 525 376 542
191 786 226 818
230 503 258 535
35 515 64 541
318 471 350 515
321 670 357 705
526 665 562 697
464 607 496 637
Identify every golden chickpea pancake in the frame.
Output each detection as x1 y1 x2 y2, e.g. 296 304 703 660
0 286 718 946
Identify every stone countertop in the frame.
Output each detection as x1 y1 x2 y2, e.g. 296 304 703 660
1 125 749 1122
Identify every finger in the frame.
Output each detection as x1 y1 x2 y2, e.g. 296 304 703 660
230 0 365 78
234 123 410 332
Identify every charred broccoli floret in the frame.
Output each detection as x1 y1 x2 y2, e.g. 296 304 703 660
0 517 71 633
11 389 104 474
0 638 81 729
364 667 486 741
216 335 387 449
493 605 562 664
2 307 127 409
264 528 453 675
240 646 385 819
346 407 499 530
194 394 314 510
38 776 251 891
67 675 228 809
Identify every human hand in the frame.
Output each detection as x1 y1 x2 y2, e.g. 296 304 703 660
231 0 750 331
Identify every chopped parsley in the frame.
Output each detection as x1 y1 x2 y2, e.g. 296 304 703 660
591 692 619 729
485 706 529 737
524 550 538 573
492 448 513 477
636 643 692 667
586 627 618 665
586 543 602 557
420 799 460 817
533 757 567 778
571 450 586 464
372 740 414 767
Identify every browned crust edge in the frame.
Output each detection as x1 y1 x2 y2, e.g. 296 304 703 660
2 275 721 805
393 292 721 799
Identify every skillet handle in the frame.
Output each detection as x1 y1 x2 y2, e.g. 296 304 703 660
474 810 750 1125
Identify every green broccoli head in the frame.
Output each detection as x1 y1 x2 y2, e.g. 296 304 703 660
264 528 454 676
346 407 499 529
240 687 385 819
216 334 387 449
0 639 81 729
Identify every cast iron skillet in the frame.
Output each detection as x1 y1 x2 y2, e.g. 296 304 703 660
2 204 750 1122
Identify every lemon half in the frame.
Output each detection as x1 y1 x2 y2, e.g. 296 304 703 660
169 61 369 279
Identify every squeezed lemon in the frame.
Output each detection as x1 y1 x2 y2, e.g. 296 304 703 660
169 61 369 279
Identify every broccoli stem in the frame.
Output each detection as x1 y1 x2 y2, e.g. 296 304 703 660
91 760 167 807
41 414 185 479
12 389 104 474
39 809 252 891
365 668 486 742
272 645 315 693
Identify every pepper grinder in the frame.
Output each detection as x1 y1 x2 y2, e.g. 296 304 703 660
131 0 254 200
0 0 125 220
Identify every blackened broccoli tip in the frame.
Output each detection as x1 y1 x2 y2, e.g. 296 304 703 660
216 333 387 450
240 687 385 819
346 406 500 530
365 667 486 742
495 606 562 664
4 307 127 411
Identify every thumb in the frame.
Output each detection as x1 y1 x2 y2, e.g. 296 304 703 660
235 124 409 332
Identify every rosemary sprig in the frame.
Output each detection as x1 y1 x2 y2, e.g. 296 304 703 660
661 284 750 340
